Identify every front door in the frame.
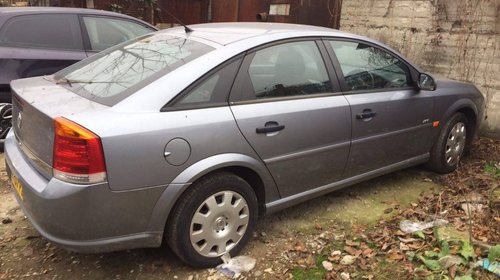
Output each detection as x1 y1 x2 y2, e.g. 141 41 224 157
229 40 351 198
326 40 435 177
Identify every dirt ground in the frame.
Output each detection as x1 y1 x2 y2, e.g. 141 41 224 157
0 138 498 280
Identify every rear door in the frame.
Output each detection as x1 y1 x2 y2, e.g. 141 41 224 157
0 13 86 98
325 39 435 177
229 40 351 198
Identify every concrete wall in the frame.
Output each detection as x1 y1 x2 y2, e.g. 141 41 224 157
340 0 500 138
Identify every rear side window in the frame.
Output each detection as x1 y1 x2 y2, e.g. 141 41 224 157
82 16 154 52
54 34 213 106
179 75 220 104
247 41 331 99
0 14 82 50
168 57 242 110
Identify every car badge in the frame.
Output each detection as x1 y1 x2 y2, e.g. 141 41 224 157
17 112 22 130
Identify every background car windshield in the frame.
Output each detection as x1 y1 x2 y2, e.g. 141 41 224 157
82 16 154 52
56 34 213 106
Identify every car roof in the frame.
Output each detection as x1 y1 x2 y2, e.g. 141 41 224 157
0 7 155 27
158 22 417 71
163 22 351 46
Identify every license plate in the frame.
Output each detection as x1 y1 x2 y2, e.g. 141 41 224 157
11 174 24 201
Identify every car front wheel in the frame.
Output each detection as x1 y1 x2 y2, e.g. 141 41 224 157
166 172 258 268
428 112 469 173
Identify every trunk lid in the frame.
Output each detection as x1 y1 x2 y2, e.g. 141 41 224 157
10 76 108 179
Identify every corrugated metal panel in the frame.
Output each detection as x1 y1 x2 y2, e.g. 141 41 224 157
265 0 341 28
55 0 85 7
237 0 267 22
210 0 341 28
211 0 238 22
55 0 341 29
157 0 208 25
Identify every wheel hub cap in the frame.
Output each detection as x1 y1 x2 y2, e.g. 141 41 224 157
445 122 466 165
190 191 250 257
214 216 228 232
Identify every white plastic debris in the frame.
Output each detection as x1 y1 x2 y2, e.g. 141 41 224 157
399 219 448 233
322 260 333 271
216 253 256 278
330 250 342 256
340 272 351 280
474 259 500 276
340 255 356 265
461 203 485 216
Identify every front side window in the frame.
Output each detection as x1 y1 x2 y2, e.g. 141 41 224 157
82 16 154 52
329 41 412 91
54 34 213 106
0 14 82 50
248 41 331 99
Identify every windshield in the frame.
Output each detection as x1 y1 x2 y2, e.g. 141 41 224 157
54 34 214 106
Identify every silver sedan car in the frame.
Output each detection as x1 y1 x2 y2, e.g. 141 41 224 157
4 23 485 267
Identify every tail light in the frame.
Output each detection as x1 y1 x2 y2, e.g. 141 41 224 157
53 117 106 184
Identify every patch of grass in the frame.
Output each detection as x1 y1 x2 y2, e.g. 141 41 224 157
368 258 404 279
320 177 440 225
364 239 377 249
484 161 500 177
290 255 327 280
488 244 500 262
290 267 325 280
294 224 323 235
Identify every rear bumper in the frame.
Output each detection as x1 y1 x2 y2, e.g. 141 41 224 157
4 130 166 253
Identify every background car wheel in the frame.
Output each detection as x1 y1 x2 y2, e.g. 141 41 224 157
166 172 258 268
0 103 12 151
427 112 469 174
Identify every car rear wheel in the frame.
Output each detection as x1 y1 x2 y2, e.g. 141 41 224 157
166 172 258 268
428 112 469 173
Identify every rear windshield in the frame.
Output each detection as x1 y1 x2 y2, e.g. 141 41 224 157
54 34 213 106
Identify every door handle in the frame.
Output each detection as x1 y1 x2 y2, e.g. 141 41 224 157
256 121 285 134
356 110 377 120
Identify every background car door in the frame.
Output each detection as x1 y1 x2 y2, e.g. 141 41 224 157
0 14 86 102
326 40 435 177
229 40 351 198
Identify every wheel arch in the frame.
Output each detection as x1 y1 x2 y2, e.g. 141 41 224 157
147 153 279 233
220 166 267 216
440 99 478 146
457 107 477 146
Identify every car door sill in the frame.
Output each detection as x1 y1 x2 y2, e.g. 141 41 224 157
265 153 429 214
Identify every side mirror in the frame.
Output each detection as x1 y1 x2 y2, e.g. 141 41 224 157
418 73 436 91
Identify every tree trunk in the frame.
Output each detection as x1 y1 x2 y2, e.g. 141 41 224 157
151 6 154 25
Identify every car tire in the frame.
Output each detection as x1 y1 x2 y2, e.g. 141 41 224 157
0 103 13 152
165 172 258 268
427 112 469 174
